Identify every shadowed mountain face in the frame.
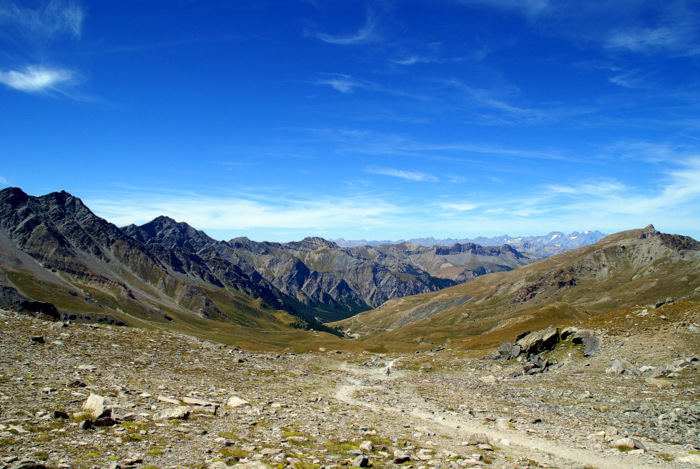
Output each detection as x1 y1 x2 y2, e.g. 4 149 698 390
0 188 537 330
0 187 291 328
125 219 537 321
333 224 700 349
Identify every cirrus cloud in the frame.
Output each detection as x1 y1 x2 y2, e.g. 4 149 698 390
365 166 438 182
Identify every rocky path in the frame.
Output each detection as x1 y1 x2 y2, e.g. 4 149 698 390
1 308 699 469
333 361 661 468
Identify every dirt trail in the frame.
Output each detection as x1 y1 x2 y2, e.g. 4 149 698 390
333 361 674 469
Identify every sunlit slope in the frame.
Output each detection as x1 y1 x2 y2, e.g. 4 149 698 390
333 225 700 349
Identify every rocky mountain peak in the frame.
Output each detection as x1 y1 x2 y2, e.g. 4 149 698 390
0 187 30 207
640 224 658 238
124 216 216 252
286 237 339 251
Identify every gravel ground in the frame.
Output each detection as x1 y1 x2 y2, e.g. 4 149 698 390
0 307 698 469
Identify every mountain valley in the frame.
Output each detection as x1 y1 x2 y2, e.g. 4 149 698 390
0 188 699 468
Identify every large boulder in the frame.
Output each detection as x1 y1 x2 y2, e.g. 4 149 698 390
582 336 600 357
497 342 521 360
516 326 559 355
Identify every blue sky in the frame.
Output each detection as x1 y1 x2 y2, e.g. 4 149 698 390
2 1 700 242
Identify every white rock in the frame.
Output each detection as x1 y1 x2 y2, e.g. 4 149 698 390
81 394 106 419
226 396 250 408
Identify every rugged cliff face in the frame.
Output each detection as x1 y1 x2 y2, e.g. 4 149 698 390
125 215 536 321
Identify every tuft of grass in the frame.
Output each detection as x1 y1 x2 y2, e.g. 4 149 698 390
324 440 360 455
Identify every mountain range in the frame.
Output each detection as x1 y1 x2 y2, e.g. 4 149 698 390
334 224 700 350
0 188 537 339
334 230 607 258
2 187 695 352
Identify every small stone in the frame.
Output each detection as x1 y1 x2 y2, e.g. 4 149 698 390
468 433 489 445
157 395 181 405
153 406 191 420
53 410 69 419
79 419 93 430
81 394 110 419
496 418 511 430
30 336 45 344
613 437 646 450
359 440 373 452
353 455 369 467
394 451 410 464
606 359 625 375
94 417 118 427
226 396 250 408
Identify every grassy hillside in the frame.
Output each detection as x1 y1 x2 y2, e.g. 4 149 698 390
332 226 700 351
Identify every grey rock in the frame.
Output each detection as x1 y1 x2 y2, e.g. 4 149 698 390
498 342 521 360
560 326 578 341
516 326 559 355
154 406 191 420
94 416 118 427
226 396 250 408
468 433 490 445
613 437 646 450
393 451 410 464
606 359 625 375
571 329 593 343
352 455 369 467
582 336 600 357
359 440 373 452
78 419 93 430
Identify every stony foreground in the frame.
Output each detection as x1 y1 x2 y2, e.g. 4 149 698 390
0 307 699 469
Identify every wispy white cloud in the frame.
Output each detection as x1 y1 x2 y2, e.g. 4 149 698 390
311 10 380 45
608 69 649 89
315 74 373 93
0 1 85 97
604 141 690 163
365 166 438 182
0 0 84 39
606 26 685 54
0 65 73 92
88 192 403 236
80 156 700 241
